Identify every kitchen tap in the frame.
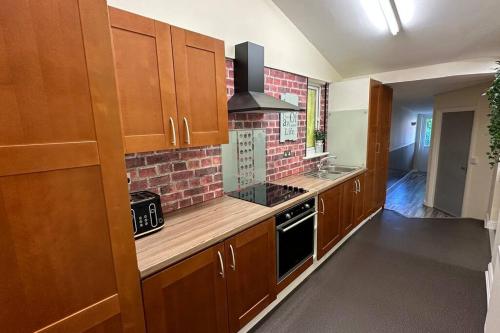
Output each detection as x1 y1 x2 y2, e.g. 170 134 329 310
317 155 337 171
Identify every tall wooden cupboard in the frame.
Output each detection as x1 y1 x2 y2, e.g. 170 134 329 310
0 1 145 331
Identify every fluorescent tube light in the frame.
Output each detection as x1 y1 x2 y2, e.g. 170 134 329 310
378 0 400 35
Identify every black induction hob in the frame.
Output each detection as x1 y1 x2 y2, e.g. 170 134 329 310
227 183 307 207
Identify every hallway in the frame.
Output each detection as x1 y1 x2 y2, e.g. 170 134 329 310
252 210 489 333
385 172 451 218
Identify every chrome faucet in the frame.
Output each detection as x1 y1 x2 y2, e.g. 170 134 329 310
317 155 337 171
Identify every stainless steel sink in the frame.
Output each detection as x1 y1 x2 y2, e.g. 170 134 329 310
304 165 361 181
324 165 359 173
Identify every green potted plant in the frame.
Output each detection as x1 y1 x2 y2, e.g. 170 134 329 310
314 129 326 154
486 61 500 167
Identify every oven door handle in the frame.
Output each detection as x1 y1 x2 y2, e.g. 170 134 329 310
278 212 317 233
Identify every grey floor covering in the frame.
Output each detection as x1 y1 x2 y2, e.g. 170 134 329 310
251 210 490 333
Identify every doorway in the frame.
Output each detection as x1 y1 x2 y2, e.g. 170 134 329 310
434 111 474 216
414 114 432 172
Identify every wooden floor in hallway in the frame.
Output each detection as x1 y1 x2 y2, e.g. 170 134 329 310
385 171 451 218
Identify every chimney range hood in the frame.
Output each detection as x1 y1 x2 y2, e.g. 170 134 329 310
228 42 302 113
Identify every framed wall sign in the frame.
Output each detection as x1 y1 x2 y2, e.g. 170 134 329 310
280 93 299 142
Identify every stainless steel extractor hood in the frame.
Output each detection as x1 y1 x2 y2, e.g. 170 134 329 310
228 42 303 113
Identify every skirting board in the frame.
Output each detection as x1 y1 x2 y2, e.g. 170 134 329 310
239 207 383 333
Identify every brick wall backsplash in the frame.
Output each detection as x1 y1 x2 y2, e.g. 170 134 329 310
126 59 328 213
226 59 328 182
126 146 223 212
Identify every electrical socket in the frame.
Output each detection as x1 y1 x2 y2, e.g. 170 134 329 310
283 150 292 158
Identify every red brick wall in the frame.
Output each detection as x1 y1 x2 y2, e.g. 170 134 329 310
226 59 328 182
125 147 222 212
126 59 328 213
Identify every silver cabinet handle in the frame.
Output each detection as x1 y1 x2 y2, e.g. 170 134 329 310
217 251 224 278
357 179 361 193
169 117 176 146
320 198 325 215
183 117 191 144
229 244 236 271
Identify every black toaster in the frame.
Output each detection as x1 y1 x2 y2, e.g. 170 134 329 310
130 191 164 238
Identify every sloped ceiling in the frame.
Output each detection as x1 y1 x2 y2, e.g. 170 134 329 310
272 0 500 77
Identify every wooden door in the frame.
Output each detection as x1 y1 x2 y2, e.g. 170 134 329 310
109 7 179 153
341 179 356 236
317 186 343 260
142 244 229 333
225 219 276 333
171 27 229 147
354 174 365 225
0 1 145 332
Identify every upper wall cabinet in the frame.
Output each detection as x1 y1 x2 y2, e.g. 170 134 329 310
109 8 228 153
109 8 178 153
171 27 229 147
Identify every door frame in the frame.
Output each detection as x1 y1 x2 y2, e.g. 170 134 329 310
425 106 477 217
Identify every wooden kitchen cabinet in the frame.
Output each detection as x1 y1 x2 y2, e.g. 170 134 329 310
364 80 392 217
225 218 276 332
109 8 229 153
353 174 365 226
317 186 343 260
142 243 229 333
109 8 179 153
141 218 276 333
0 1 145 331
374 85 393 209
341 178 356 236
172 27 229 147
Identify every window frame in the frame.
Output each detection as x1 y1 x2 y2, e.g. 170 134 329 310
306 84 322 156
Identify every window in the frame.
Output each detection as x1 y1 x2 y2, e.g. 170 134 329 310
423 118 432 147
306 85 321 155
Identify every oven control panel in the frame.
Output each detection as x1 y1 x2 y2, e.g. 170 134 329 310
275 198 316 226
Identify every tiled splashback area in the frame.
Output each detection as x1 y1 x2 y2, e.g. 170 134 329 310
126 58 328 213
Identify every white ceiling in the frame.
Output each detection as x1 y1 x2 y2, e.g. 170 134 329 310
390 73 493 113
272 0 500 78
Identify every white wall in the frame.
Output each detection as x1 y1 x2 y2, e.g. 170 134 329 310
107 0 342 82
426 82 494 219
390 104 418 151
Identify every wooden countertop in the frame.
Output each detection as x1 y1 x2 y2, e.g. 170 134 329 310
135 168 366 278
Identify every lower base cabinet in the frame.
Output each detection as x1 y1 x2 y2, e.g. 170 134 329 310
142 218 276 333
318 172 367 260
142 243 229 333
317 186 342 260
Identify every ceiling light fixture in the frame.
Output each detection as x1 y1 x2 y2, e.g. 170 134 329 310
378 0 400 35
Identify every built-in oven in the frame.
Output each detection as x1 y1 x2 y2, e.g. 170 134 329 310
276 197 316 285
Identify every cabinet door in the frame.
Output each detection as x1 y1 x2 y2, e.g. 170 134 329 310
363 169 375 218
341 179 356 236
374 85 393 208
317 186 343 260
366 81 381 171
109 7 179 153
0 1 144 331
142 244 229 333
225 219 276 333
171 27 229 147
354 175 365 226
